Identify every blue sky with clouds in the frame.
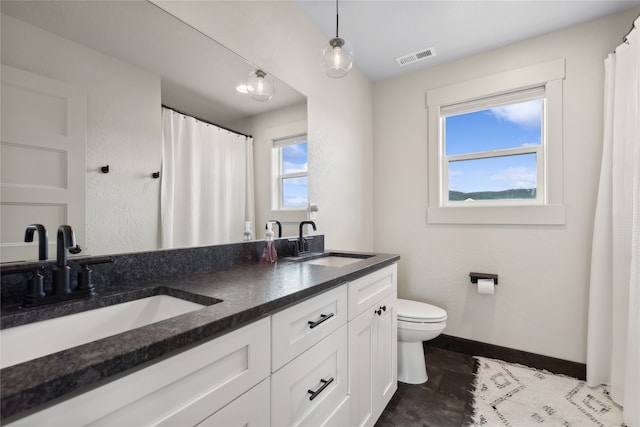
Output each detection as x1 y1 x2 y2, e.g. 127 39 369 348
445 99 542 194
282 142 308 207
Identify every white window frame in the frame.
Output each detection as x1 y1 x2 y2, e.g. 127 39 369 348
272 134 308 211
265 120 308 223
426 59 566 225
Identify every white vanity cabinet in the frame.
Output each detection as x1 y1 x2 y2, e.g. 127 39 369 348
348 265 398 427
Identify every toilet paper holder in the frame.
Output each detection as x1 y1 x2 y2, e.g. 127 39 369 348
469 272 498 285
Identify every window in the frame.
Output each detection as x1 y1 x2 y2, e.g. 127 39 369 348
426 59 566 225
442 88 544 205
272 134 308 210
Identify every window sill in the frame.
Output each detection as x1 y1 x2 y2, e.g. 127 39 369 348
427 204 566 225
268 209 307 223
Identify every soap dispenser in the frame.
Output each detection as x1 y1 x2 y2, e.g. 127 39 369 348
262 222 277 263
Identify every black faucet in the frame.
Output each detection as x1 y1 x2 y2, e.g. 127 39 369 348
24 224 48 260
52 225 76 295
297 221 316 255
268 220 282 238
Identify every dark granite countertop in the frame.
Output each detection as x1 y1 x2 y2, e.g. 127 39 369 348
0 251 399 421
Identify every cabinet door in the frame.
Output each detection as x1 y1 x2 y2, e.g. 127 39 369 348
348 308 376 427
373 293 397 421
349 292 398 427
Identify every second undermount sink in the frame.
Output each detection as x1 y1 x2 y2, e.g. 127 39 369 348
1 295 207 368
301 253 373 267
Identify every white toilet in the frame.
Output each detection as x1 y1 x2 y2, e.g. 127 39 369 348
397 298 447 384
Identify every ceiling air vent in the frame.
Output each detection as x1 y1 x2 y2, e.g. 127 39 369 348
395 47 436 67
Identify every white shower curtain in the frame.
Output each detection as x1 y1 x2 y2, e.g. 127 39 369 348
160 107 254 248
587 17 639 427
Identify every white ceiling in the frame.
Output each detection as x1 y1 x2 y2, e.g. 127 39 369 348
296 0 640 81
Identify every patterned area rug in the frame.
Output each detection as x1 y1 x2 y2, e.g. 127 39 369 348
471 356 625 427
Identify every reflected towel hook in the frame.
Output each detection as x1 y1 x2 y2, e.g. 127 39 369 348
152 171 160 179
101 165 109 174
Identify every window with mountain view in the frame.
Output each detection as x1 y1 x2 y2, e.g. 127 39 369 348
426 59 565 224
441 88 545 205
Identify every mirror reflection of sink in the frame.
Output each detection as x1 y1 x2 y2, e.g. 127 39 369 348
301 254 373 267
1 295 207 368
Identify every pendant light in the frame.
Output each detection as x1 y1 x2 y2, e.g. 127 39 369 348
247 69 275 102
321 0 354 78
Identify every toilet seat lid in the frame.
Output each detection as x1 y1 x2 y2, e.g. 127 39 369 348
397 299 447 322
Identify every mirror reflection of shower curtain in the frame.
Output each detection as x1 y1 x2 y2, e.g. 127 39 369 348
160 107 254 248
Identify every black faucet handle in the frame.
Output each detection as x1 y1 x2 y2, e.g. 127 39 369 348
24 267 46 305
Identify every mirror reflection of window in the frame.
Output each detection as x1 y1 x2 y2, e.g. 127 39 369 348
274 135 308 210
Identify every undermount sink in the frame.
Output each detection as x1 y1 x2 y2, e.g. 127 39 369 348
0 295 206 368
301 254 372 267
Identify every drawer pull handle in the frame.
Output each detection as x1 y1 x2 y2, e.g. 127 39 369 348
308 313 334 329
307 377 334 401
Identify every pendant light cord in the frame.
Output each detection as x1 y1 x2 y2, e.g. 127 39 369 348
335 0 339 38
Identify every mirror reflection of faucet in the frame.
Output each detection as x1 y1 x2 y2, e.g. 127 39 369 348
295 221 317 256
53 225 77 295
268 220 282 238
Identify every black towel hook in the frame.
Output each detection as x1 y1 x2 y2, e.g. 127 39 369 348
152 171 160 179
101 165 109 174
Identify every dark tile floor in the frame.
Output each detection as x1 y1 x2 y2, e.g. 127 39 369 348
375 344 478 427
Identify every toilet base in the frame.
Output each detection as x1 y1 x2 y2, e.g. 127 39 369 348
397 340 428 384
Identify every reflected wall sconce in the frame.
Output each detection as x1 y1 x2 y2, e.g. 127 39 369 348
321 0 354 78
246 70 275 102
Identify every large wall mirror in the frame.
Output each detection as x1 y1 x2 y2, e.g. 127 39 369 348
1 1 308 263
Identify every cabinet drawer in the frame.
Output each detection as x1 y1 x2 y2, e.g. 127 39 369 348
271 325 348 427
197 378 270 427
272 284 347 372
348 264 397 320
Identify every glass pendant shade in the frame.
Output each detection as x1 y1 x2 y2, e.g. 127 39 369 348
247 70 275 102
322 37 354 78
